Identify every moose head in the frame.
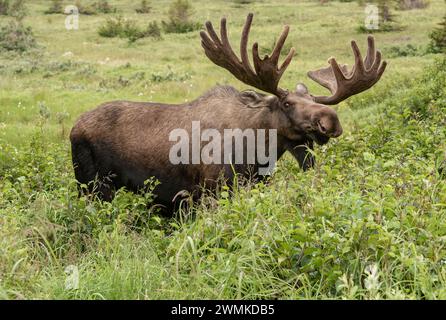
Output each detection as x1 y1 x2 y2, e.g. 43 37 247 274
200 13 387 146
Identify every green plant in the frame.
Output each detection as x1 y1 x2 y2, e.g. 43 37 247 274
0 0 26 19
135 0 151 14
162 0 201 34
98 16 162 43
396 0 430 9
94 0 116 14
0 20 36 52
0 0 9 15
44 0 63 14
427 14 446 53
357 0 404 33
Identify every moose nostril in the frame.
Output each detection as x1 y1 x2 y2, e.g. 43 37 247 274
318 121 327 134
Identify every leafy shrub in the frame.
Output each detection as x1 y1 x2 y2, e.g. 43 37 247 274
385 43 422 57
0 0 9 15
150 66 191 82
135 0 151 14
0 20 36 52
94 0 116 14
0 0 26 19
357 0 405 33
98 16 162 43
44 0 63 14
140 21 162 40
427 14 446 54
396 0 429 10
75 0 116 15
162 0 201 34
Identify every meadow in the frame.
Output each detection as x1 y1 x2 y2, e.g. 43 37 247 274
0 0 446 299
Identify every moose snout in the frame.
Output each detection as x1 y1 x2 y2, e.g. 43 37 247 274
314 107 343 138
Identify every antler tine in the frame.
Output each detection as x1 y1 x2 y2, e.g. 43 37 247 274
200 13 295 97
240 13 256 77
307 35 387 105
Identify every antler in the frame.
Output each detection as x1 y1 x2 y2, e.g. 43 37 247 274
307 36 387 105
200 13 295 98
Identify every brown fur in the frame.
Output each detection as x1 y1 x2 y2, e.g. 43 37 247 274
70 85 342 214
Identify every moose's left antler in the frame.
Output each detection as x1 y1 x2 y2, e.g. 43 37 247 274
307 36 387 105
200 13 295 98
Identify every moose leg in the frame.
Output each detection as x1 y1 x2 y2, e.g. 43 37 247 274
287 141 315 171
71 139 116 201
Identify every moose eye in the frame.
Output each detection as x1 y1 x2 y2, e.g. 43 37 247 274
284 102 291 108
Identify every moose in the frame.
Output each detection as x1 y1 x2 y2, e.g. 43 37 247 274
70 14 387 214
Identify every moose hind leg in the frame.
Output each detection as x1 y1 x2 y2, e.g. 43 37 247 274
71 139 115 201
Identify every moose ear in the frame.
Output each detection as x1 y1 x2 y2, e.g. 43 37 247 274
240 91 279 109
295 83 309 95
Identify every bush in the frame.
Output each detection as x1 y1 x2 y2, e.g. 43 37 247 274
0 0 26 19
162 0 201 34
427 14 446 54
385 44 422 57
94 0 116 14
357 0 404 33
98 16 162 43
396 0 429 10
0 20 36 52
135 0 151 14
75 0 116 15
0 0 9 15
44 0 63 14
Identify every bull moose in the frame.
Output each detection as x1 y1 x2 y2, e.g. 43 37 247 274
70 14 387 213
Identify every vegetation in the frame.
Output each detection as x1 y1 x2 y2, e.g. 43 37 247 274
98 16 161 43
0 0 26 19
162 0 201 34
0 20 36 52
428 12 446 53
44 0 63 15
135 0 152 14
0 0 445 300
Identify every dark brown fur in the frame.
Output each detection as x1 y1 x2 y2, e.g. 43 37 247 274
70 85 341 214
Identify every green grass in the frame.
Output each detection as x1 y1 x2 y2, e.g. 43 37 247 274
1 0 446 299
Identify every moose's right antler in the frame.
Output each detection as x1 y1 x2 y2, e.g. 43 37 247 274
200 13 295 98
307 36 387 105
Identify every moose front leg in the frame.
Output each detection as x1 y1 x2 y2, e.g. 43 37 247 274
287 141 315 171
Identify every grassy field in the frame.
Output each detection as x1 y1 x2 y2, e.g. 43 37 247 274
0 0 446 299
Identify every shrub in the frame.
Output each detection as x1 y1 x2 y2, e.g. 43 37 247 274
427 14 446 54
141 21 162 40
44 0 63 14
162 0 201 34
98 16 162 43
0 20 36 52
0 0 26 19
94 0 116 14
72 1 118 15
357 0 404 33
396 0 429 10
385 43 422 57
0 0 9 15
135 0 151 14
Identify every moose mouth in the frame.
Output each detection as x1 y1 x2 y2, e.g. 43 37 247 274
308 131 330 145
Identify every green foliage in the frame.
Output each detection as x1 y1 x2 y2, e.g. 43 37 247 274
44 0 63 15
0 20 36 52
428 14 446 53
74 0 116 15
162 0 201 34
396 0 430 10
357 0 405 33
1 0 446 300
0 0 26 19
135 0 151 14
98 16 162 43
385 43 422 57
